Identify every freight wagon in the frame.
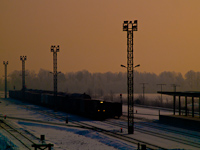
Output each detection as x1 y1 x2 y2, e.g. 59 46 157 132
9 89 122 119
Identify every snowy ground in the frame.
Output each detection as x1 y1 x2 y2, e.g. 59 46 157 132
0 98 137 150
0 97 200 150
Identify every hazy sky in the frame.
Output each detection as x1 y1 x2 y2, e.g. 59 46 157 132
1 0 200 76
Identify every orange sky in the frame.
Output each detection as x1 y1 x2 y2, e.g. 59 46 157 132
1 0 200 76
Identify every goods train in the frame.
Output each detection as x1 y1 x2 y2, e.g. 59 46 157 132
9 89 122 120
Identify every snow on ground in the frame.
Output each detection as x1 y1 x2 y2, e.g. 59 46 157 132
0 131 17 150
123 105 172 120
18 122 136 150
0 98 137 150
1 97 200 150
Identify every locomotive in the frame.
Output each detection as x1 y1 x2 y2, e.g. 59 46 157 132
9 89 122 120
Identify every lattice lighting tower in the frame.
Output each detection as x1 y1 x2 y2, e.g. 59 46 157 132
3 61 8 98
123 20 138 134
51 45 60 111
20 56 27 91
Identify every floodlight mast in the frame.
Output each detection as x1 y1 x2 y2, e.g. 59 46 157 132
3 61 8 98
51 45 60 111
20 56 27 91
123 20 138 134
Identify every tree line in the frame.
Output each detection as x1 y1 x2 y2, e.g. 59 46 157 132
0 69 200 97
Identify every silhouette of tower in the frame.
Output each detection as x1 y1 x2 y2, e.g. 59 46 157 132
123 20 138 134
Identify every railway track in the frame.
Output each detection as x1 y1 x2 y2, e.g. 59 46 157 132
69 119 167 150
1 101 166 149
13 105 167 149
1 115 166 150
123 114 200 139
5 100 200 149
104 118 200 149
0 119 38 150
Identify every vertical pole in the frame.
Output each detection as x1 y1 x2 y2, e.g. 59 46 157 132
127 29 134 134
120 94 122 104
185 96 187 116
20 56 27 101
179 96 181 115
140 83 148 101
160 85 162 105
157 84 166 106
51 45 59 111
173 95 176 115
22 60 25 90
54 51 57 111
20 56 27 91
142 83 145 100
171 84 179 92
5 63 7 98
3 61 8 99
199 97 200 118
123 20 137 134
192 97 194 117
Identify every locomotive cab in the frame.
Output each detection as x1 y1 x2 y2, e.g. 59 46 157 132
97 101 106 119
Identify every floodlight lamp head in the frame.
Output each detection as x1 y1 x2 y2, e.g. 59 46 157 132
133 20 138 31
56 45 59 52
4 61 8 65
123 20 129 31
134 20 137 24
51 45 54 52
133 25 137 31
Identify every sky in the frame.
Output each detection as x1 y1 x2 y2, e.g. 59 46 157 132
1 0 200 76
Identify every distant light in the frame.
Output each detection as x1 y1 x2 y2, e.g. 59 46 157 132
98 110 100 112
103 110 105 112
100 101 103 103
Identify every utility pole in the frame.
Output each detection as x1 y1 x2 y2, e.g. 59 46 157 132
123 20 138 134
3 61 8 98
20 56 27 91
50 45 60 111
171 84 179 92
140 83 148 100
157 84 166 105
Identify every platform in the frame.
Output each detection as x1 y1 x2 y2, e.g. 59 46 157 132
159 115 200 131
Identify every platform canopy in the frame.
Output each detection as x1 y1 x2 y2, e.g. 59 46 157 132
157 91 200 117
157 91 200 97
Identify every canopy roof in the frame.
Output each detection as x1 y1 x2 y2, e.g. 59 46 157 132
157 91 200 97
